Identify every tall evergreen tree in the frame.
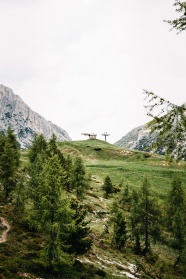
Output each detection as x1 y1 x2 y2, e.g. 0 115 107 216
28 133 47 163
63 154 73 192
0 126 20 199
111 210 127 251
167 175 185 229
27 154 73 270
63 198 92 255
47 134 66 167
72 157 88 199
167 175 186 265
130 177 161 255
103 175 113 198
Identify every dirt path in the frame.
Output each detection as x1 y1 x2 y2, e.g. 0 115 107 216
0 217 10 243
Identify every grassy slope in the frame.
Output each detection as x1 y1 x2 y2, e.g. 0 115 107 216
1 139 186 279
57 139 186 202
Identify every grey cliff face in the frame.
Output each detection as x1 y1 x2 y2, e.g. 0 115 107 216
0 84 71 148
114 124 165 154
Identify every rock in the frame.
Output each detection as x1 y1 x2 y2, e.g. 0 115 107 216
114 124 165 155
0 84 71 148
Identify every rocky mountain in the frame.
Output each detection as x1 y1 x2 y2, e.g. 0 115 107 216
114 124 165 155
0 84 71 148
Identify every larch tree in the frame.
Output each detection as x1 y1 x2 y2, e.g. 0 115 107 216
143 91 186 161
167 175 186 265
0 126 20 199
130 177 161 255
111 209 127 251
63 197 92 255
165 1 186 33
28 133 47 163
72 156 88 199
27 154 73 270
103 175 113 199
143 1 186 160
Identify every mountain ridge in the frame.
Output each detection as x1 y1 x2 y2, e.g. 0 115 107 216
0 84 71 148
114 123 165 154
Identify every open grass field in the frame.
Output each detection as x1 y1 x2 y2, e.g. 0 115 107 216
57 139 186 202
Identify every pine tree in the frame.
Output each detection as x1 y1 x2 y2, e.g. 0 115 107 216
72 157 88 199
167 175 186 265
119 182 131 210
167 175 185 229
27 154 73 270
63 198 92 254
47 134 66 167
130 190 142 254
63 154 73 192
0 126 20 199
130 177 161 255
166 1 186 33
111 210 127 251
103 175 113 198
28 133 47 163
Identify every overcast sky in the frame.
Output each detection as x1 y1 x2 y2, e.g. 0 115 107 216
1 0 186 143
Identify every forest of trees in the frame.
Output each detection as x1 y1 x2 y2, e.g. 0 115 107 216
0 130 92 273
0 127 186 276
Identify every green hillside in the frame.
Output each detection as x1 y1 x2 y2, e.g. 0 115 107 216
57 139 186 201
1 139 186 279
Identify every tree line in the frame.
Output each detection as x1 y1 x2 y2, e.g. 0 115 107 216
0 129 92 273
103 174 186 269
0 126 186 275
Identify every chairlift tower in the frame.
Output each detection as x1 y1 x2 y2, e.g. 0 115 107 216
102 132 110 142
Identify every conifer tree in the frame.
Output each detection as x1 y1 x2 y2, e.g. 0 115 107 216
28 133 47 163
103 175 113 198
63 198 92 254
72 156 88 199
130 177 161 255
111 210 127 251
119 182 131 210
167 175 186 265
166 1 186 33
0 126 20 199
27 154 73 270
130 190 142 254
47 134 66 167
63 154 73 192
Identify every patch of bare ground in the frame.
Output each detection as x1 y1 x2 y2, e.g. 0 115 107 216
0 217 10 243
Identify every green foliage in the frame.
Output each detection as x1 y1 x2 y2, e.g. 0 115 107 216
63 198 92 255
103 175 113 198
165 1 186 33
143 90 186 161
72 156 89 199
26 154 74 269
166 176 186 265
119 182 131 209
0 126 20 199
2 137 186 278
28 133 47 163
111 210 127 250
167 175 185 230
130 177 161 255
47 134 66 167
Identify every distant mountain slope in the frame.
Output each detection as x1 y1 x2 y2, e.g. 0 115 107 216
0 84 71 148
114 124 165 155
